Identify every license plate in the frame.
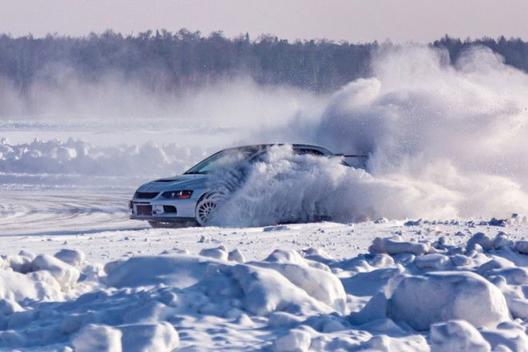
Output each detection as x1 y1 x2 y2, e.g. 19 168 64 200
136 204 152 216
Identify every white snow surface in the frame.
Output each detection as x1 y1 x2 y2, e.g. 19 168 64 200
0 220 527 351
3 45 528 350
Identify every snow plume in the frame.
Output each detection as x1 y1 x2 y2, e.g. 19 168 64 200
0 70 322 130
213 146 458 226
231 46 528 222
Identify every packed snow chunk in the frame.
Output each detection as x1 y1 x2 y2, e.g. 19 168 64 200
6 255 33 273
120 322 179 352
481 322 528 352
273 329 311 352
491 267 528 285
0 298 23 316
255 260 347 313
514 240 528 254
55 248 85 267
369 237 429 256
72 324 122 352
356 334 429 352
342 267 402 297
388 271 509 330
262 250 342 302
105 255 217 288
349 292 389 325
505 297 528 320
467 233 495 252
199 245 228 261
31 254 80 289
414 253 451 270
0 269 61 302
430 320 491 352
493 232 513 250
228 249 245 263
265 249 331 271
268 311 303 328
230 264 332 316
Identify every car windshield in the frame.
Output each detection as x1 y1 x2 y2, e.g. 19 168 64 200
184 147 261 174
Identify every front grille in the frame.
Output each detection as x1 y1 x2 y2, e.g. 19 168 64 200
136 205 152 216
135 192 159 199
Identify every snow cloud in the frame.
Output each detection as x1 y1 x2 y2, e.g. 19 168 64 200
227 46 528 222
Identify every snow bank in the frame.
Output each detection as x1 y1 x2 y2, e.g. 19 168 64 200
4 232 528 350
0 138 200 179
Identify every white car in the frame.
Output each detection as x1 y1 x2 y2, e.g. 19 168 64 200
130 144 363 227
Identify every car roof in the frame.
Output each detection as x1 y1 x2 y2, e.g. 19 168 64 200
222 144 333 155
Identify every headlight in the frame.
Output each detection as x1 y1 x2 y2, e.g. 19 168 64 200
161 190 193 199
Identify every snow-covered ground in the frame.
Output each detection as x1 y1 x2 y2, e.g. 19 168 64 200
2 46 528 351
1 219 528 351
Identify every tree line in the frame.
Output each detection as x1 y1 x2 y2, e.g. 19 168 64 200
0 30 527 93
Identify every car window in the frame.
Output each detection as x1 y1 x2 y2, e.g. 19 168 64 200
293 148 324 156
184 147 259 174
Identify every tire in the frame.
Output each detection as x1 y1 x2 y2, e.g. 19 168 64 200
195 193 225 226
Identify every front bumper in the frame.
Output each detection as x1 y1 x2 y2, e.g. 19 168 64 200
129 198 197 221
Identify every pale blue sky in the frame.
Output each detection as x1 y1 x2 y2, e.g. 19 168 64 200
2 0 527 42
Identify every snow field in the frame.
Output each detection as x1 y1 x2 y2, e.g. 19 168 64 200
1 224 528 350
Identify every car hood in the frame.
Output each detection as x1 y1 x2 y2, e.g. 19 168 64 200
136 174 210 193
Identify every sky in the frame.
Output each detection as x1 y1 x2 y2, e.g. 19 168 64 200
1 0 527 42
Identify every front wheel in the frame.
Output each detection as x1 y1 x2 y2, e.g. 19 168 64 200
195 193 224 226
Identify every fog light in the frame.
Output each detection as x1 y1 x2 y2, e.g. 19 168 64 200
152 205 164 214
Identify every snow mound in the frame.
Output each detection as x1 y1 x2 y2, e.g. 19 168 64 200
104 255 215 288
388 271 509 330
104 251 340 316
230 263 333 315
6 231 528 350
0 251 88 302
430 320 491 352
120 322 179 352
55 249 85 267
72 324 122 352
369 237 429 256
255 250 347 313
32 254 80 290
273 329 312 352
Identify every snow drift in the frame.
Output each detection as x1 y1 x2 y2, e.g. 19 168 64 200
2 230 528 350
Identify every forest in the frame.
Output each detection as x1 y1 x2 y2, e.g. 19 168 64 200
1 30 527 93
